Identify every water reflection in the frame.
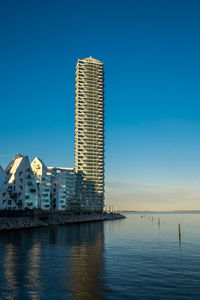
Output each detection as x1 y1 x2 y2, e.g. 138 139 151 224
26 242 42 300
68 223 106 299
4 243 18 299
0 222 106 299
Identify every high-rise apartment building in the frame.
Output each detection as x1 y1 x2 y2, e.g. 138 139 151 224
75 57 104 212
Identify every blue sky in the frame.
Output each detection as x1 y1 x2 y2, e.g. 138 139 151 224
1 0 200 210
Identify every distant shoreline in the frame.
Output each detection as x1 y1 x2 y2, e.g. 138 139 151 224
116 210 200 213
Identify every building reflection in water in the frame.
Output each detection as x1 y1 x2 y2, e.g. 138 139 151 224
1 230 42 300
66 222 106 300
0 222 107 299
26 242 42 300
4 243 18 299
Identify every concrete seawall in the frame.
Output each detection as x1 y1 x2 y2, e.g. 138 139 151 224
0 212 126 231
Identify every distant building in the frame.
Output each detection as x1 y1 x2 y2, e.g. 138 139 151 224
75 57 105 212
48 167 67 210
64 168 76 208
0 154 38 210
48 167 75 211
31 157 51 210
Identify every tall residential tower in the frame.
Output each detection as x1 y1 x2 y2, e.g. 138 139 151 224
75 57 104 212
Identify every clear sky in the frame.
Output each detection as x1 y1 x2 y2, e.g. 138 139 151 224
1 0 200 210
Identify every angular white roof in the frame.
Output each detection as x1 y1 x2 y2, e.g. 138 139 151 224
5 153 23 173
8 157 24 183
31 157 46 168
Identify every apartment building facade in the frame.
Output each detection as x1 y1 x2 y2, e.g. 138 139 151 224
0 155 38 210
31 157 51 210
75 57 105 212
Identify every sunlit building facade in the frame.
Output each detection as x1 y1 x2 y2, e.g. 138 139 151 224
31 157 51 210
0 154 77 211
75 57 104 212
0 154 38 210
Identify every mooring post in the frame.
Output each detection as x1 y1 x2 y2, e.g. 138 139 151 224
158 218 160 227
178 224 181 244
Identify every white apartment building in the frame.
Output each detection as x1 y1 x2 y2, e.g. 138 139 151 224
48 167 68 210
0 154 78 211
75 57 105 212
61 168 77 211
65 168 76 199
48 167 76 211
31 157 51 210
0 154 38 210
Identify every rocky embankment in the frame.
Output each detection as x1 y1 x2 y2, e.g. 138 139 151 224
0 212 126 231
0 217 47 231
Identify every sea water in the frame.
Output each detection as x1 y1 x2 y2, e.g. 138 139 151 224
0 212 200 299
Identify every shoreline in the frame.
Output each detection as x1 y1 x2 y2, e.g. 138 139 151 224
0 212 126 231
116 210 200 213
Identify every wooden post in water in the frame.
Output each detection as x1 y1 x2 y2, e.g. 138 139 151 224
158 218 160 227
152 216 153 222
178 224 181 244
